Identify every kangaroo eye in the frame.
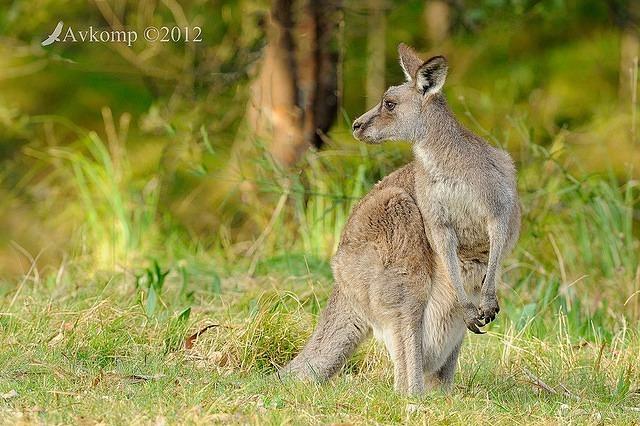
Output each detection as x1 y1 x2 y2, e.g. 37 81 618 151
384 100 396 111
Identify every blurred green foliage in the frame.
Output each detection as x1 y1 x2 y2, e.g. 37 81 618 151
0 0 638 288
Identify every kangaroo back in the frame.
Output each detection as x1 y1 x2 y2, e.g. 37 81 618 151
279 288 368 381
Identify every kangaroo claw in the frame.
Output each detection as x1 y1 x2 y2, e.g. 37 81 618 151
478 297 500 326
466 322 486 334
463 303 488 334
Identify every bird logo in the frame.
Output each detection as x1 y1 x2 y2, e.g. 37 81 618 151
41 21 64 46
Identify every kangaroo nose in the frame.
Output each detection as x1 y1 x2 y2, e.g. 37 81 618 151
352 120 363 131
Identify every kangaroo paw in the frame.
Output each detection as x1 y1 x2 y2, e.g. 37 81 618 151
462 302 486 334
478 296 500 326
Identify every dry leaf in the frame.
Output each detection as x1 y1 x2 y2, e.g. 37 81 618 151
127 374 165 384
406 403 420 414
209 351 225 365
1 390 18 400
91 371 103 388
184 324 219 349
48 332 64 347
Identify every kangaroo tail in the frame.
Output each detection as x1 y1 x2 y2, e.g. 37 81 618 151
279 287 369 382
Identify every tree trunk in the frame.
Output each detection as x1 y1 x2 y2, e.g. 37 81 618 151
619 26 639 103
297 0 340 150
424 0 451 46
247 0 303 166
246 0 340 167
366 0 386 106
606 0 640 107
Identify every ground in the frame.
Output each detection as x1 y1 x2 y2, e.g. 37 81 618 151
1 263 639 425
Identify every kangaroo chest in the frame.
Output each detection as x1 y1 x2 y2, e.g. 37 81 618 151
414 152 490 258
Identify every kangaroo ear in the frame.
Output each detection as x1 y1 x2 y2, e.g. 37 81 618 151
416 56 448 95
398 43 422 82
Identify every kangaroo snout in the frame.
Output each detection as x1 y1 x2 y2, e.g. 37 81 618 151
351 119 366 141
352 116 369 140
352 108 379 142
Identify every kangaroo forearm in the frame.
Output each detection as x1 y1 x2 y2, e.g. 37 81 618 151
482 218 509 297
430 226 470 304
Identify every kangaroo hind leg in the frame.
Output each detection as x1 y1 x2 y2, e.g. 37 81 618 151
280 287 369 382
382 313 425 395
426 338 462 393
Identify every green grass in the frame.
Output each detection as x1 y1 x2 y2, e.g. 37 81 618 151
0 123 639 424
1 263 639 424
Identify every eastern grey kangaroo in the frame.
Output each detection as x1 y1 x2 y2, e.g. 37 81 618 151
281 43 520 395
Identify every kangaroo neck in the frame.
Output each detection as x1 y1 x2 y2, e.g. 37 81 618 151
412 94 469 175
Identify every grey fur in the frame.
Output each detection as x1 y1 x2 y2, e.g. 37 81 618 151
280 44 520 395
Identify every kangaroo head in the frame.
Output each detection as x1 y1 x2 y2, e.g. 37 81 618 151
352 43 448 144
